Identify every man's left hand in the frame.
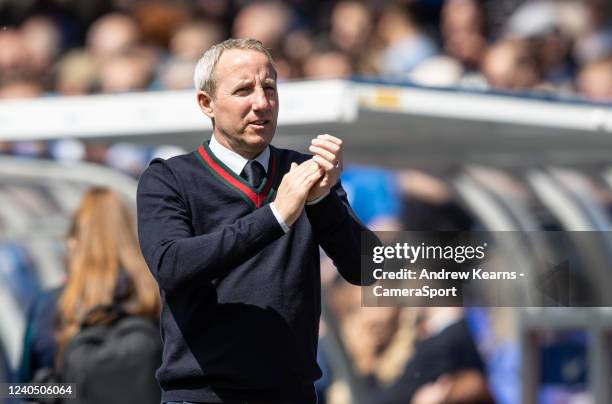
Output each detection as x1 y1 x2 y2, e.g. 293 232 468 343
307 134 343 202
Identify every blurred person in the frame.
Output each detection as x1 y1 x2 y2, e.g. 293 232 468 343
479 0 534 39
0 142 11 154
303 50 353 79
577 57 612 101
506 1 575 89
269 52 295 79
170 19 224 62
283 29 315 69
583 0 612 34
376 2 438 77
54 49 98 95
55 187 161 402
574 27 612 66
343 307 413 381
19 188 160 386
232 1 292 51
408 56 465 87
441 0 487 72
49 139 87 164
573 0 612 65
344 306 493 404
85 143 110 165
105 142 151 177
155 57 197 90
98 47 155 93
340 165 402 228
329 1 374 57
194 0 233 22
158 19 224 90
137 38 379 404
0 75 43 99
19 286 63 383
0 29 31 80
482 39 541 91
10 140 48 159
20 16 62 79
397 170 474 231
0 76 45 167
86 13 141 61
132 1 189 49
410 370 494 404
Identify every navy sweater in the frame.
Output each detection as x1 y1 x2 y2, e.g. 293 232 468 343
137 143 377 403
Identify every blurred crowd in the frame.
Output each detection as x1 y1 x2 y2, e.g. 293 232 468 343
2 0 612 169
0 0 611 101
1 1 607 403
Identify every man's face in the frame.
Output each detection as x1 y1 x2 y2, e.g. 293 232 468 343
202 49 278 158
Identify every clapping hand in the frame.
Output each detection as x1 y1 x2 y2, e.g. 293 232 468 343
307 134 343 201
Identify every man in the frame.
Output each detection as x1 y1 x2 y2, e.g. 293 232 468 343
137 38 378 404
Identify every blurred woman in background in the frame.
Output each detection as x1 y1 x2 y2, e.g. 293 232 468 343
54 187 161 403
20 187 161 403
56 186 160 354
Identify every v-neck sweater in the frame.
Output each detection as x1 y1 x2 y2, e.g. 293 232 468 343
137 143 377 403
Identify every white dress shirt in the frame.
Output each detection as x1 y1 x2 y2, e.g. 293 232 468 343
209 135 290 232
209 135 330 233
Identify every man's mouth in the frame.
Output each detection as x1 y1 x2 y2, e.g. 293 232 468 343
249 119 270 126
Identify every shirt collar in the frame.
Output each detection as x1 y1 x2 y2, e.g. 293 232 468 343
209 134 270 175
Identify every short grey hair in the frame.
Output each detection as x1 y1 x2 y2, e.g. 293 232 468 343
193 38 274 97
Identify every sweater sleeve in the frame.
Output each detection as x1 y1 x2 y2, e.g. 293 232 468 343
137 160 285 294
305 181 380 286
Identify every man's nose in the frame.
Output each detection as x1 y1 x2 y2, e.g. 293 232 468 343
251 87 271 112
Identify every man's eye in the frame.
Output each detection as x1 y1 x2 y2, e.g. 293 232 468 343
235 87 250 94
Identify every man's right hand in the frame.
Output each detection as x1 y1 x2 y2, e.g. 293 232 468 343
273 159 324 226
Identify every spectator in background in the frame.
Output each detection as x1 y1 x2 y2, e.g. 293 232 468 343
132 1 188 50
0 29 32 82
506 1 575 90
194 0 233 25
329 1 374 59
573 0 612 69
376 2 438 78
55 187 161 402
328 285 492 404
283 28 315 76
0 75 43 99
20 16 62 85
156 57 198 90
578 57 612 101
303 50 353 79
340 165 402 228
0 74 49 159
105 142 151 176
232 0 292 53
441 0 487 73
49 139 87 164
0 0 609 100
86 13 141 62
19 285 63 383
482 39 541 91
407 55 466 87
397 169 474 231
155 19 224 90
98 47 155 93
170 19 224 62
56 186 160 349
54 50 98 95
20 187 160 388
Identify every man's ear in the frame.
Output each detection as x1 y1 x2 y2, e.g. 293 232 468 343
197 90 214 119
